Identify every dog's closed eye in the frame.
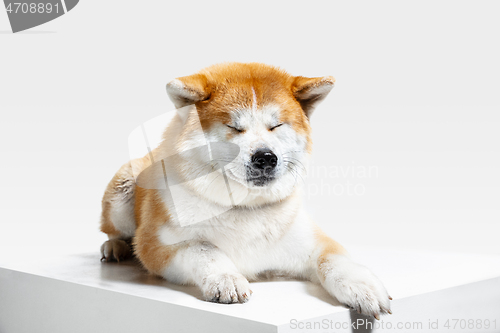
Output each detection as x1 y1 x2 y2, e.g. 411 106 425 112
226 124 244 133
269 123 283 131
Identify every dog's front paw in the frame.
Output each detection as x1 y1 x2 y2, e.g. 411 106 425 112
201 273 252 304
322 257 391 319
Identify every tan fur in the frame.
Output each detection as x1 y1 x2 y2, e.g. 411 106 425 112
314 225 348 281
100 162 135 239
100 201 120 238
133 187 177 275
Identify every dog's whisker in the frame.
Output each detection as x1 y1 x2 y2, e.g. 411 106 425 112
283 158 307 173
286 161 306 185
282 150 306 156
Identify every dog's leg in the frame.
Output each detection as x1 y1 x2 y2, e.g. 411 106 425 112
134 223 252 303
99 162 137 262
312 227 391 319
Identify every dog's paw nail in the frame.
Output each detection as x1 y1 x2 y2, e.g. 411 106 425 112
374 314 380 320
380 305 391 314
388 295 393 300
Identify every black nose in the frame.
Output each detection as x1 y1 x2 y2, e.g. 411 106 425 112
251 149 278 170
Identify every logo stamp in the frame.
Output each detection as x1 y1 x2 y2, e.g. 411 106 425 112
3 0 78 33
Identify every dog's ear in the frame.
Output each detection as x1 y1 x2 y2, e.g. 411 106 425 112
292 76 335 117
166 74 210 108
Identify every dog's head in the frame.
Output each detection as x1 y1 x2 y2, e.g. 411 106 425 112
165 63 334 206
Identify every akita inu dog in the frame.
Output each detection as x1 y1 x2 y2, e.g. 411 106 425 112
99 62 391 319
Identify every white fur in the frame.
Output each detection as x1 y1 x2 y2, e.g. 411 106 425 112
319 254 391 315
163 241 252 303
251 86 258 112
108 200 136 238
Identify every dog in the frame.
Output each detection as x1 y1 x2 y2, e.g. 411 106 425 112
99 62 391 319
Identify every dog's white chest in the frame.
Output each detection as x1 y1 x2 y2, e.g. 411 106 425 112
158 193 314 277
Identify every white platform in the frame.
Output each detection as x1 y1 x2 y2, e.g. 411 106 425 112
1 248 499 333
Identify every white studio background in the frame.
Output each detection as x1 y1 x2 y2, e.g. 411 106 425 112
0 1 499 259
